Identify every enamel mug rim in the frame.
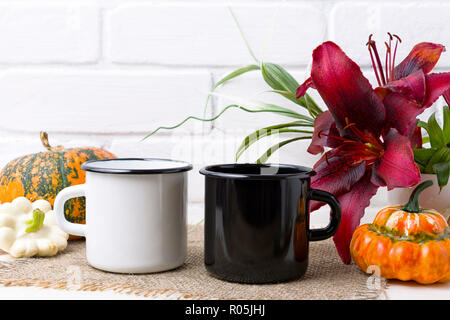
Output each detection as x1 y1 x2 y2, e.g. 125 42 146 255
200 163 316 180
81 157 193 174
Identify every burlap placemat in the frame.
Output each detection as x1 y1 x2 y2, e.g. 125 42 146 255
0 225 386 300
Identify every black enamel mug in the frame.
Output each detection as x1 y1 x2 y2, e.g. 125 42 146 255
199 163 341 284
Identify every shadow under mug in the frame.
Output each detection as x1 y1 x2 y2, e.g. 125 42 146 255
54 158 192 273
200 163 341 284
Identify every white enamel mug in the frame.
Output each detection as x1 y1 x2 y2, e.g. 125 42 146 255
54 158 192 273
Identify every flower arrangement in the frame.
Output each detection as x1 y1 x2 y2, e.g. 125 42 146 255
295 37 450 263
146 30 450 263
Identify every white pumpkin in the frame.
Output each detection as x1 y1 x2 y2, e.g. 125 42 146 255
0 197 69 258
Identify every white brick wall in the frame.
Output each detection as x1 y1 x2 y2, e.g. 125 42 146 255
106 3 326 65
0 69 212 133
0 4 99 63
0 0 447 222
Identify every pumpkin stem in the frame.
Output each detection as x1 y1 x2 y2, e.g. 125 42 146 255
40 131 63 152
25 208 45 233
402 180 433 213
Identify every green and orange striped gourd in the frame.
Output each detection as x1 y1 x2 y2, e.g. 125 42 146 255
0 132 116 237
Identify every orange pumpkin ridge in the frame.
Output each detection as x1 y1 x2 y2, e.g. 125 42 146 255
350 180 450 284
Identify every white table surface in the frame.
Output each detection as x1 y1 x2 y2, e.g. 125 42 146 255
0 203 448 300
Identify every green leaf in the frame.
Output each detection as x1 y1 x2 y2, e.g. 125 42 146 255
417 121 431 145
260 62 322 116
422 136 430 145
443 105 450 144
269 89 298 102
228 7 259 64
414 148 437 168
213 65 260 91
416 162 425 172
427 112 445 148
256 136 312 163
433 161 450 190
303 94 323 117
267 90 321 117
235 121 314 161
143 103 312 140
261 62 299 93
417 120 428 129
425 147 450 173
208 90 315 122
247 101 314 122
25 209 45 233
203 64 260 117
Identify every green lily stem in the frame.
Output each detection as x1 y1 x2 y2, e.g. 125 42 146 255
402 180 434 213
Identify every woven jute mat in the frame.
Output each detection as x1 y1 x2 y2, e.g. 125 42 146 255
0 225 386 300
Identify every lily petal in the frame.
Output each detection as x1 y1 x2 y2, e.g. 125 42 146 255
385 70 426 104
371 128 420 190
333 172 379 264
381 72 450 133
423 72 450 109
307 111 341 155
444 88 450 106
296 77 315 99
410 126 423 149
394 42 445 79
310 41 386 137
310 153 366 211
382 92 423 137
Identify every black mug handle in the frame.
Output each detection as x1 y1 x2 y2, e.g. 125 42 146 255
307 189 341 241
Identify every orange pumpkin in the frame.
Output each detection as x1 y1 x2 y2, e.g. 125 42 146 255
0 132 116 234
350 180 450 284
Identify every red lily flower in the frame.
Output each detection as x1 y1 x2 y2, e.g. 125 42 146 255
297 41 420 264
366 34 450 137
444 89 450 106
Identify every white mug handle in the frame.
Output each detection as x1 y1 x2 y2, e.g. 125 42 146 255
54 184 86 237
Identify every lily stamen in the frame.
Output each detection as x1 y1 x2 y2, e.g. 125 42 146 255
343 118 374 144
385 32 393 81
324 152 330 165
385 42 391 83
367 36 387 86
318 131 383 166
365 142 384 153
367 35 383 86
367 33 403 84
343 121 356 130
391 34 402 81
318 132 352 144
